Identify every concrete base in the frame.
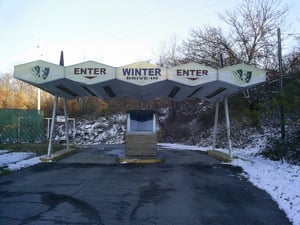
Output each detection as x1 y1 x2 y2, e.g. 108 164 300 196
207 150 232 162
125 132 157 157
40 148 76 162
117 156 165 164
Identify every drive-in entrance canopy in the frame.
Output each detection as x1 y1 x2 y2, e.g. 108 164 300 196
13 58 266 159
14 60 265 102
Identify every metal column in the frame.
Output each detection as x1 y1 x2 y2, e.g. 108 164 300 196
212 101 219 150
63 97 70 149
224 97 232 157
47 94 58 157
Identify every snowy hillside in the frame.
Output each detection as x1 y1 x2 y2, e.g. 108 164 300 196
52 112 276 151
54 114 127 145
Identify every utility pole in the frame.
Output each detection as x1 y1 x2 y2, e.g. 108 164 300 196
277 28 285 143
37 39 41 111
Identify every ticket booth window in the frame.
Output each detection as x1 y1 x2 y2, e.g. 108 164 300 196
127 110 155 133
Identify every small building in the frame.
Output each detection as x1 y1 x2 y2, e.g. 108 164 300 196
125 110 157 157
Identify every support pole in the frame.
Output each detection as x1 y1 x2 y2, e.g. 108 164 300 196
212 101 219 150
211 53 224 152
127 113 131 132
63 97 70 149
37 88 41 111
47 118 50 139
47 94 58 157
224 97 232 158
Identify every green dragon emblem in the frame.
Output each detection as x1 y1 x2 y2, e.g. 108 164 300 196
31 66 50 80
233 69 252 83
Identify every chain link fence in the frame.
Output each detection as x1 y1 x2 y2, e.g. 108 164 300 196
0 109 45 143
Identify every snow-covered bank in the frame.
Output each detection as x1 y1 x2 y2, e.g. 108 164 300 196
233 154 300 225
160 143 300 225
54 114 127 145
0 150 41 171
159 143 211 151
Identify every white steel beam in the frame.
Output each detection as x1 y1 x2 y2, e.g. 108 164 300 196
224 97 232 157
47 94 58 157
212 101 219 150
63 97 70 149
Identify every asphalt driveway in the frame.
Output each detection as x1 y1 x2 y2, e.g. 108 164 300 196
0 145 291 225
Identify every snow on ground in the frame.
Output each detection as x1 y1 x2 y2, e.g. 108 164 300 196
160 143 300 225
0 143 299 224
0 150 41 171
159 143 212 151
233 154 300 225
231 146 300 225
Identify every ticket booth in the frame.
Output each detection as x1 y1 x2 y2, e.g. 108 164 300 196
125 110 157 157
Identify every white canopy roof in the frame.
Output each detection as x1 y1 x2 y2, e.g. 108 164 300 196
14 60 266 102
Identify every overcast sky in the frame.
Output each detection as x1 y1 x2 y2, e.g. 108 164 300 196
1 0 300 73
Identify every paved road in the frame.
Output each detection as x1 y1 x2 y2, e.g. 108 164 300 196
0 146 291 225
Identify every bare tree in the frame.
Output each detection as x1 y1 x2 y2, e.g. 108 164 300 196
181 0 288 69
156 35 182 68
283 48 300 74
